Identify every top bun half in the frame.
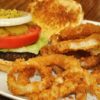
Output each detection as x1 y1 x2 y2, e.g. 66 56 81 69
28 0 84 38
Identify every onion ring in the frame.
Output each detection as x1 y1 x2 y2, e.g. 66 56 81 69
7 54 81 95
28 69 99 100
17 68 36 85
76 92 87 100
7 63 53 95
26 54 81 71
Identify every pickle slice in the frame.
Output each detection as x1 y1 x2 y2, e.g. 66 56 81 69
5 25 28 36
0 28 8 37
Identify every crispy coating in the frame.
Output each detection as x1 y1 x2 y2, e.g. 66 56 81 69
7 62 53 95
26 54 81 71
28 69 99 100
0 49 99 74
0 54 99 99
28 0 83 38
0 59 13 72
76 92 87 100
41 34 100 55
0 18 100 99
59 23 100 40
0 59 25 73
80 54 100 69
89 47 100 55
17 68 36 85
50 23 100 45
0 0 99 99
92 66 100 84
6 54 100 100
7 54 81 95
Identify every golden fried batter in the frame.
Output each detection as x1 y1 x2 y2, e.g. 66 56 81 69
59 23 100 40
0 59 13 72
41 34 100 55
80 54 100 69
28 0 83 38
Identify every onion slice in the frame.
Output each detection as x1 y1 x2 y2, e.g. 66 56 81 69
0 12 32 27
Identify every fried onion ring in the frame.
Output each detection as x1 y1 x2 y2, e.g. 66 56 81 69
7 63 53 95
28 69 99 100
26 54 81 72
7 54 81 95
17 68 36 85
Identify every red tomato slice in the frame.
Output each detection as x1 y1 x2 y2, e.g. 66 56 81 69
0 25 41 49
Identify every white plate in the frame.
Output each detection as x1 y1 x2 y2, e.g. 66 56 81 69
0 72 26 100
0 20 100 100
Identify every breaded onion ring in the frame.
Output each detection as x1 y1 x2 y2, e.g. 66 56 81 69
1 54 99 99
26 54 81 71
7 54 81 95
28 69 99 100
89 47 100 56
7 63 53 95
76 92 87 100
17 68 36 85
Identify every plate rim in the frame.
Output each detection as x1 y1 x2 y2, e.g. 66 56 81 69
0 91 26 100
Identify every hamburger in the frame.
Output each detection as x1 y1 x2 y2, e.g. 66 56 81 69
0 0 83 61
0 9 43 60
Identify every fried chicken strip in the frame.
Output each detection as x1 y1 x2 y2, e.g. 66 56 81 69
80 54 100 69
41 34 100 55
59 23 100 40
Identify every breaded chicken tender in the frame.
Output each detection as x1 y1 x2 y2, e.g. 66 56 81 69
41 34 100 55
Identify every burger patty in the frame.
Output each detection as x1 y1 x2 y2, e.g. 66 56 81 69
0 52 36 61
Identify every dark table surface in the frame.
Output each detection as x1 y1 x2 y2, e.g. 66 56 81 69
0 95 11 100
0 0 100 100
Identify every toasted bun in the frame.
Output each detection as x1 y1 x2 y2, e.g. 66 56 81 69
28 0 84 38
